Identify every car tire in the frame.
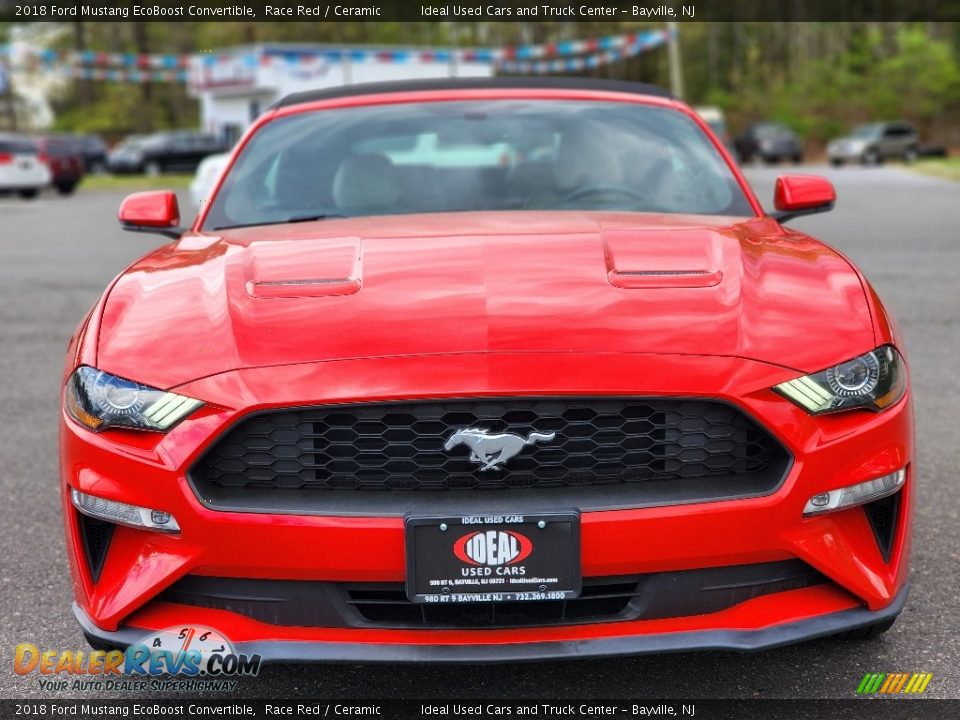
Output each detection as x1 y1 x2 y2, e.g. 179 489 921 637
792 154 803 165
845 616 897 640
145 161 162 177
56 182 77 196
18 189 38 199
830 159 844 167
862 149 881 166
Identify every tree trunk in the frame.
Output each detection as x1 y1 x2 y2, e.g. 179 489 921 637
73 22 94 108
132 22 154 133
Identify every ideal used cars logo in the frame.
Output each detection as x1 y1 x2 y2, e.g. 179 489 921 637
454 530 533 567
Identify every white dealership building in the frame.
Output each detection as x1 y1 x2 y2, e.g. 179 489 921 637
188 44 493 146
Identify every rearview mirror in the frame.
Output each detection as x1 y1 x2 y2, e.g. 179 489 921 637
118 191 186 239
771 174 836 223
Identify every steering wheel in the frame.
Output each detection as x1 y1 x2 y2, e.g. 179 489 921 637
561 183 654 206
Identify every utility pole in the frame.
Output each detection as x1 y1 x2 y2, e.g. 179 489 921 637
666 21 685 100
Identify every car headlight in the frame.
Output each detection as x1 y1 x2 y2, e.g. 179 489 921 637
65 366 202 432
774 346 906 414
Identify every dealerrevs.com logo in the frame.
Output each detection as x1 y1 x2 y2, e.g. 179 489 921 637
856 672 934 695
454 530 533 567
14 626 261 692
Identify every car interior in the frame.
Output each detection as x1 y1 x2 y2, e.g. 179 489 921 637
208 100 753 230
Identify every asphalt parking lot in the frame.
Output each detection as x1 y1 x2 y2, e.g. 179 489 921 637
1 165 958 701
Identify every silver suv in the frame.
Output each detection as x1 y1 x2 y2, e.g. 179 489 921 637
828 122 918 166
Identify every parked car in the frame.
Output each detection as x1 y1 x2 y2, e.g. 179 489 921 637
64 134 109 173
734 122 804 164
827 122 919 166
189 152 230 209
66 79 912 662
108 131 226 175
0 134 51 198
694 106 734 154
35 136 85 195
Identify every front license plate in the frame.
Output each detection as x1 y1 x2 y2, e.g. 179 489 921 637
405 512 580 604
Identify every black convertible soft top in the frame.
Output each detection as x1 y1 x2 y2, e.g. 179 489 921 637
270 77 673 110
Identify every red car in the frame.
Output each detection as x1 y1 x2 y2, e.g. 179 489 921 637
35 136 85 195
62 79 912 663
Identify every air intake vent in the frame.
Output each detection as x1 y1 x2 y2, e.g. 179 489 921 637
77 512 114 583
864 491 901 563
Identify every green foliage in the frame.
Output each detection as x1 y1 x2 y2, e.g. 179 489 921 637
684 23 960 143
8 20 960 145
872 27 960 123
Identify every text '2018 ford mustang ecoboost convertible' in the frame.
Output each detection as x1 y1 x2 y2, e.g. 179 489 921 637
62 79 912 662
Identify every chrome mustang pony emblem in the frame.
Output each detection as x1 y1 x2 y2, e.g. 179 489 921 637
443 428 557 472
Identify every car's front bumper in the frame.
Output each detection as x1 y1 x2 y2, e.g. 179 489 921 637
74 583 908 663
106 159 143 174
828 144 869 161
60 352 913 659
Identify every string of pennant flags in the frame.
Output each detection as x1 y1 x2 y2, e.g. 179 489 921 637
499 30 670 73
0 29 671 83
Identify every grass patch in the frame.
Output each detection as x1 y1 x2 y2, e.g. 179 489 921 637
909 157 960 182
79 173 193 192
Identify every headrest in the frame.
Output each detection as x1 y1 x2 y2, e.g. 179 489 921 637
332 153 399 212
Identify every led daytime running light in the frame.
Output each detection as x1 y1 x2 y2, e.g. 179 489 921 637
71 489 180 534
65 367 202 432
775 346 905 415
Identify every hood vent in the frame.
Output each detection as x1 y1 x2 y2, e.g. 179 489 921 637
603 228 724 289
608 269 723 289
244 237 361 298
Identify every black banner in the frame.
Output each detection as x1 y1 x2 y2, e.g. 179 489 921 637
3 699 960 719
2 0 960 23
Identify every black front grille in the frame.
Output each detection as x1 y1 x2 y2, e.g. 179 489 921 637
158 561 826 630
346 578 643 627
191 398 789 502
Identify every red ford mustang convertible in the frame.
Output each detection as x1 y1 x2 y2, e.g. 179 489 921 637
61 79 912 662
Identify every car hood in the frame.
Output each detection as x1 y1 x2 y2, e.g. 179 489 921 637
96 211 875 389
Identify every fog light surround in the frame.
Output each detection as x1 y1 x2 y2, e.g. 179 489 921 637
803 468 906 516
71 489 180 534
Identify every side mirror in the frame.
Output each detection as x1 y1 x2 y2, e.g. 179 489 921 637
771 174 836 223
118 191 186 239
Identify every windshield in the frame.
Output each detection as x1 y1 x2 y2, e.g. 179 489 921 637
115 137 146 152
0 136 37 154
754 123 792 138
851 124 882 140
203 100 753 230
704 119 727 137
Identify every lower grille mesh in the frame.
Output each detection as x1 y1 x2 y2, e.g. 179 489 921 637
158 561 827 630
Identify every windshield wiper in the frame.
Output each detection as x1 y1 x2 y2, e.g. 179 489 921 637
286 213 348 223
213 212 348 231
